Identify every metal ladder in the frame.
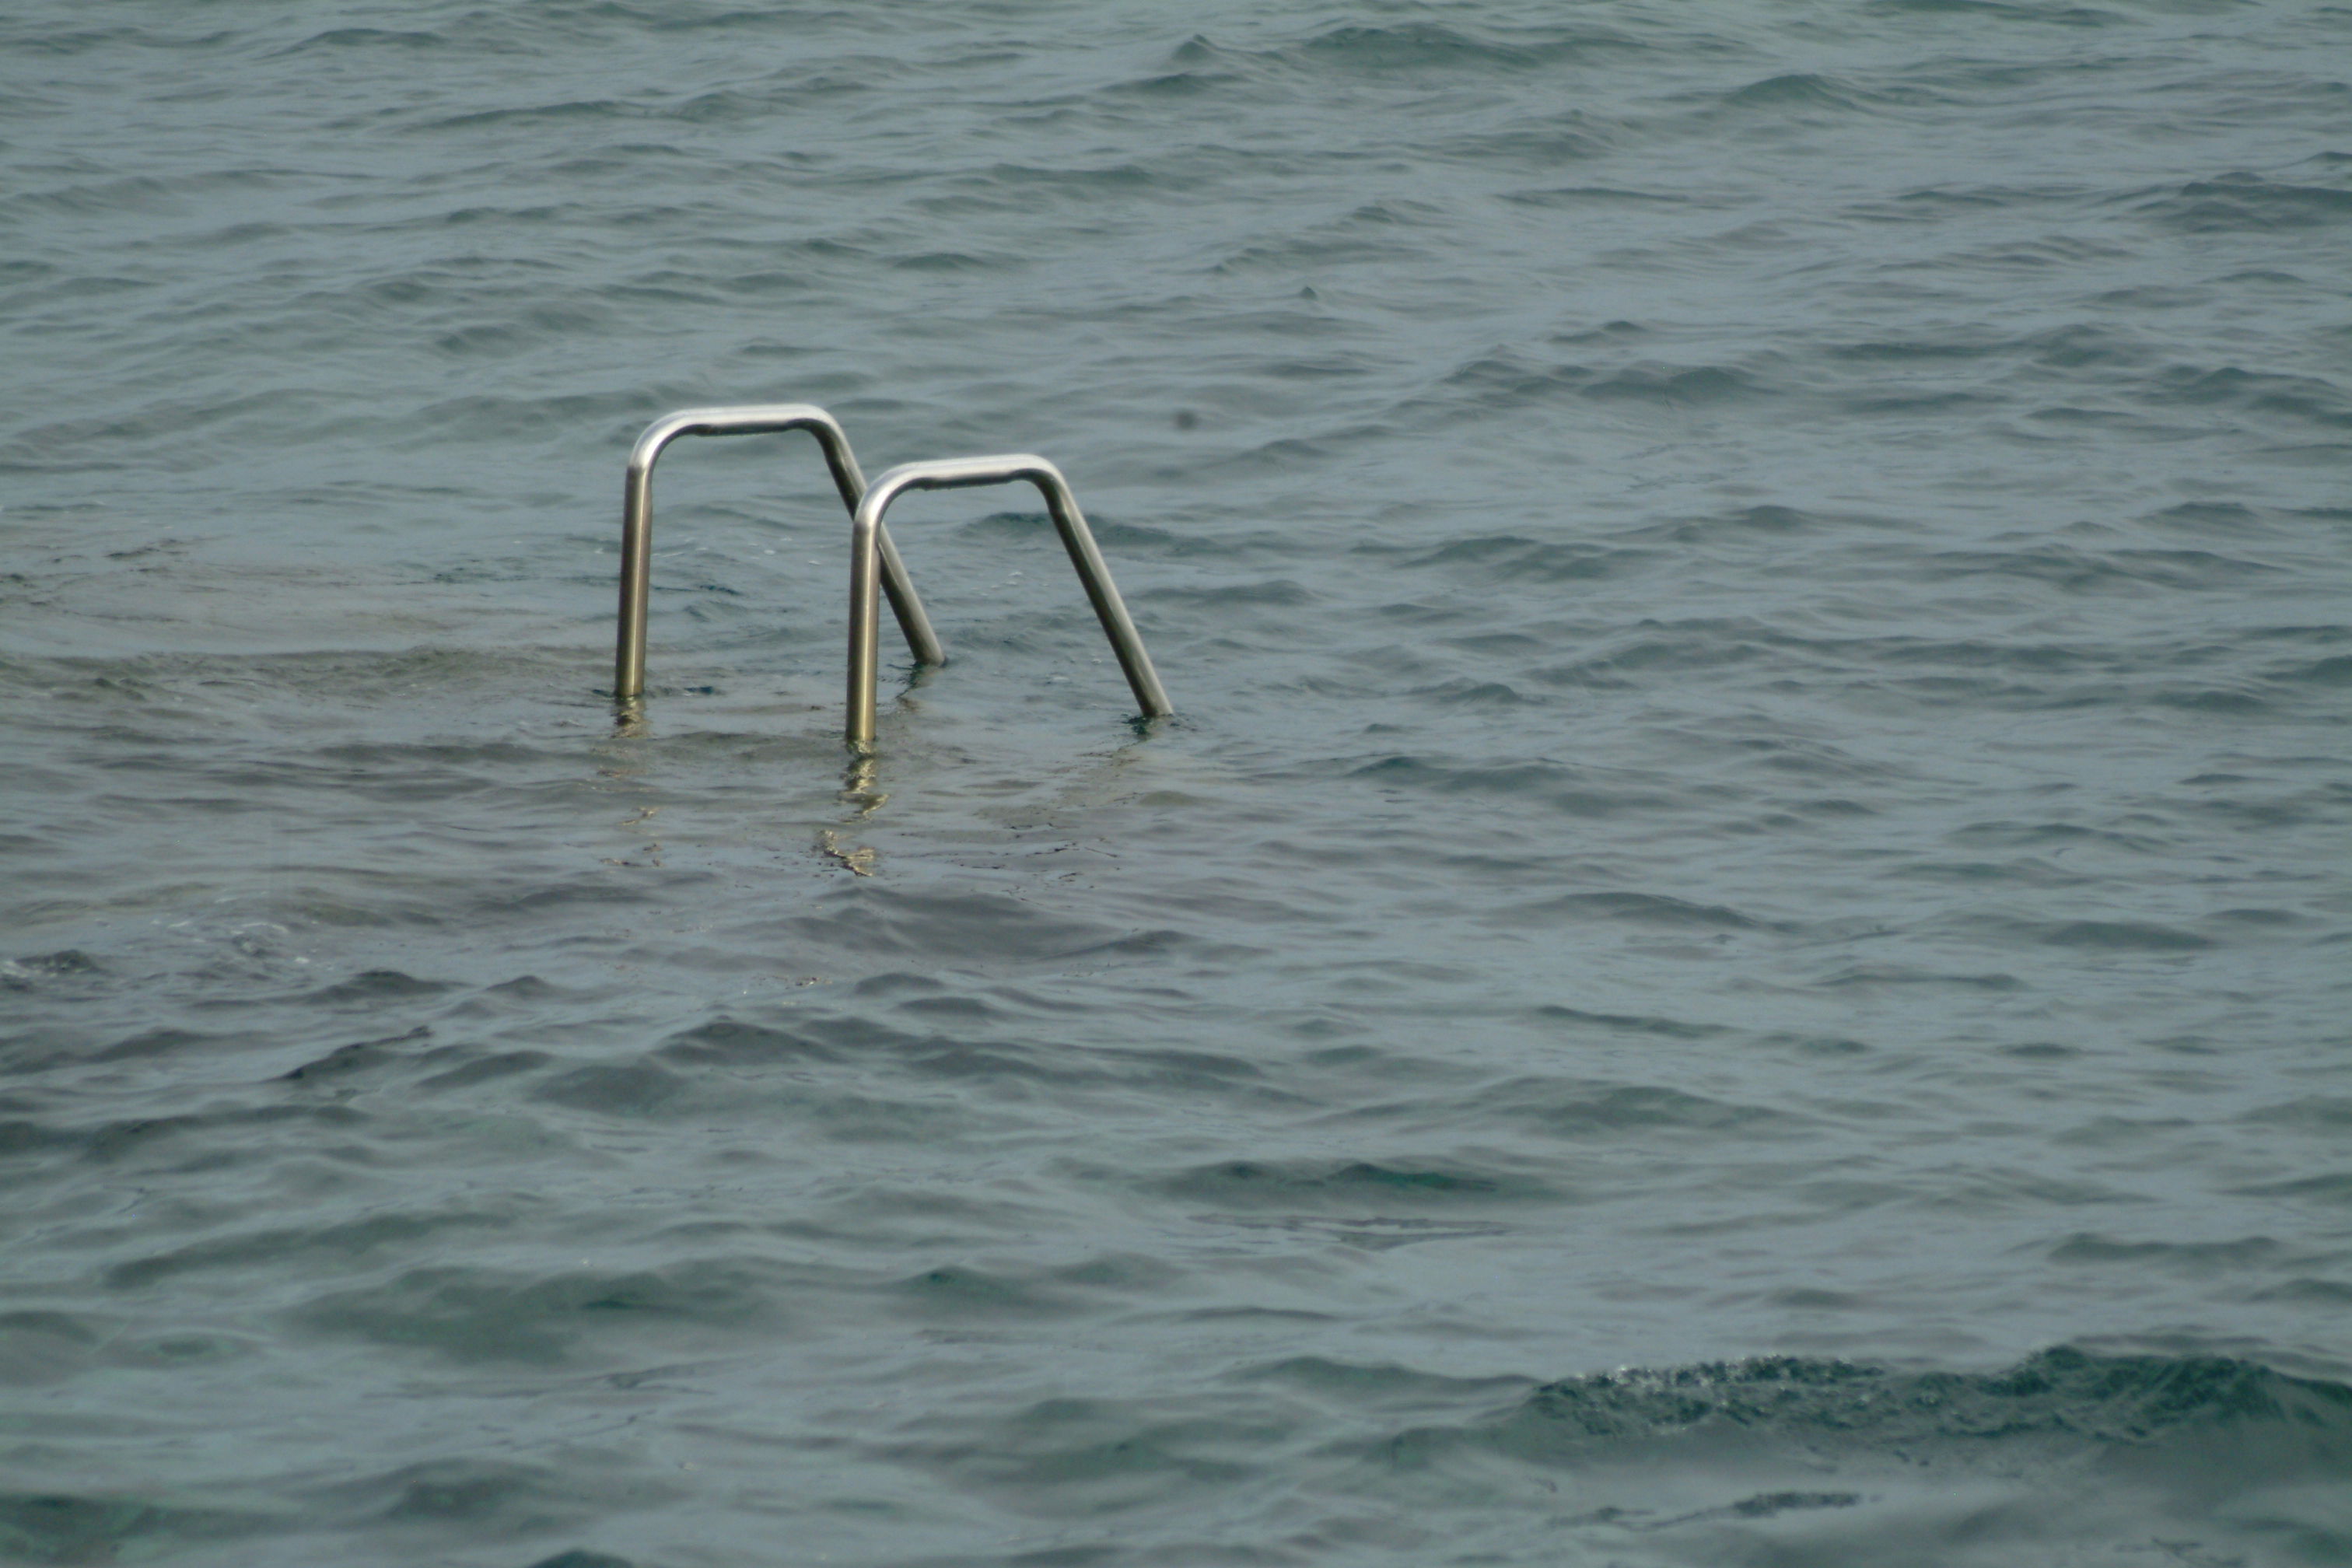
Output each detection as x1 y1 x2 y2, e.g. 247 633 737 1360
614 404 943 701
614 406 1171 747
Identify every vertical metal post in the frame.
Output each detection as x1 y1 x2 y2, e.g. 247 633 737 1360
614 404 943 701
846 454 1172 748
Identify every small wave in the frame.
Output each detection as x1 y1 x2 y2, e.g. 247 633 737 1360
1394 534 1656 583
1 173 243 219
278 1026 432 1083
406 99 642 135
1437 120 1612 170
1294 1347 2352 1562
270 27 450 55
0 1120 79 1158
418 1050 553 1094
1493 1345 2352 1465
326 1455 682 1535
913 160 1191 218
656 1017 843 1066
2243 1097 2352 1133
1867 182 2079 220
1212 212 1439 274
1920 543 2287 594
1137 577 1309 607
67 1100 365 1167
303 968 456 1003
1724 72 1875 111
1414 348 1766 420
2146 500 2268 532
1244 1355 1529 1403
2151 363 2352 429
93 1026 231 1062
2140 173 2352 234
1974 916 2214 953
1344 754 1675 817
531 1059 688 1117
1155 1157 1552 1210
1484 1078 1791 1137
2277 653 2352 687
1526 1005 1728 1040
1871 0 2123 22
1496 890 1770 931
2018 321 2150 369
0 949 104 992
1284 22 1640 75
1405 677 1540 708
1103 67 1241 100
1430 349 1599 413
1819 963 2025 992
1 26 137 57
1582 362 1762 405
105 1204 508 1290
1500 184 1688 208
0 1491 264 1563
1622 502 1844 546
773 885 1143 965
295 1257 800 1363
905 1254 1194 1320
891 250 1012 273
2047 1232 2287 1270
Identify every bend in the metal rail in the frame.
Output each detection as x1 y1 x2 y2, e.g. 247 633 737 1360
845 453 1173 747
614 404 943 701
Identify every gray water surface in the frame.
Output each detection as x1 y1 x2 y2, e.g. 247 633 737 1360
3 2 2350 1564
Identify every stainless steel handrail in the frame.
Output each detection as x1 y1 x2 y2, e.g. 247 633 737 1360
614 404 944 700
845 453 1172 747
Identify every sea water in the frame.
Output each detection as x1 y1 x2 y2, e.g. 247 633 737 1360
2 2 2349 1564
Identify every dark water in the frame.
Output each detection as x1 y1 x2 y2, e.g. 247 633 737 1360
3 2 2350 1563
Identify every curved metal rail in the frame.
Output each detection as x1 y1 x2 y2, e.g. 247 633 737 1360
846 454 1172 747
614 404 943 700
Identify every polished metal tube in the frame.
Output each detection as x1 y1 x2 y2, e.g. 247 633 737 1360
614 404 943 700
846 454 1173 747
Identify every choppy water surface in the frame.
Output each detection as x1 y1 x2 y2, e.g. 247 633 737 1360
4 2 2350 1563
